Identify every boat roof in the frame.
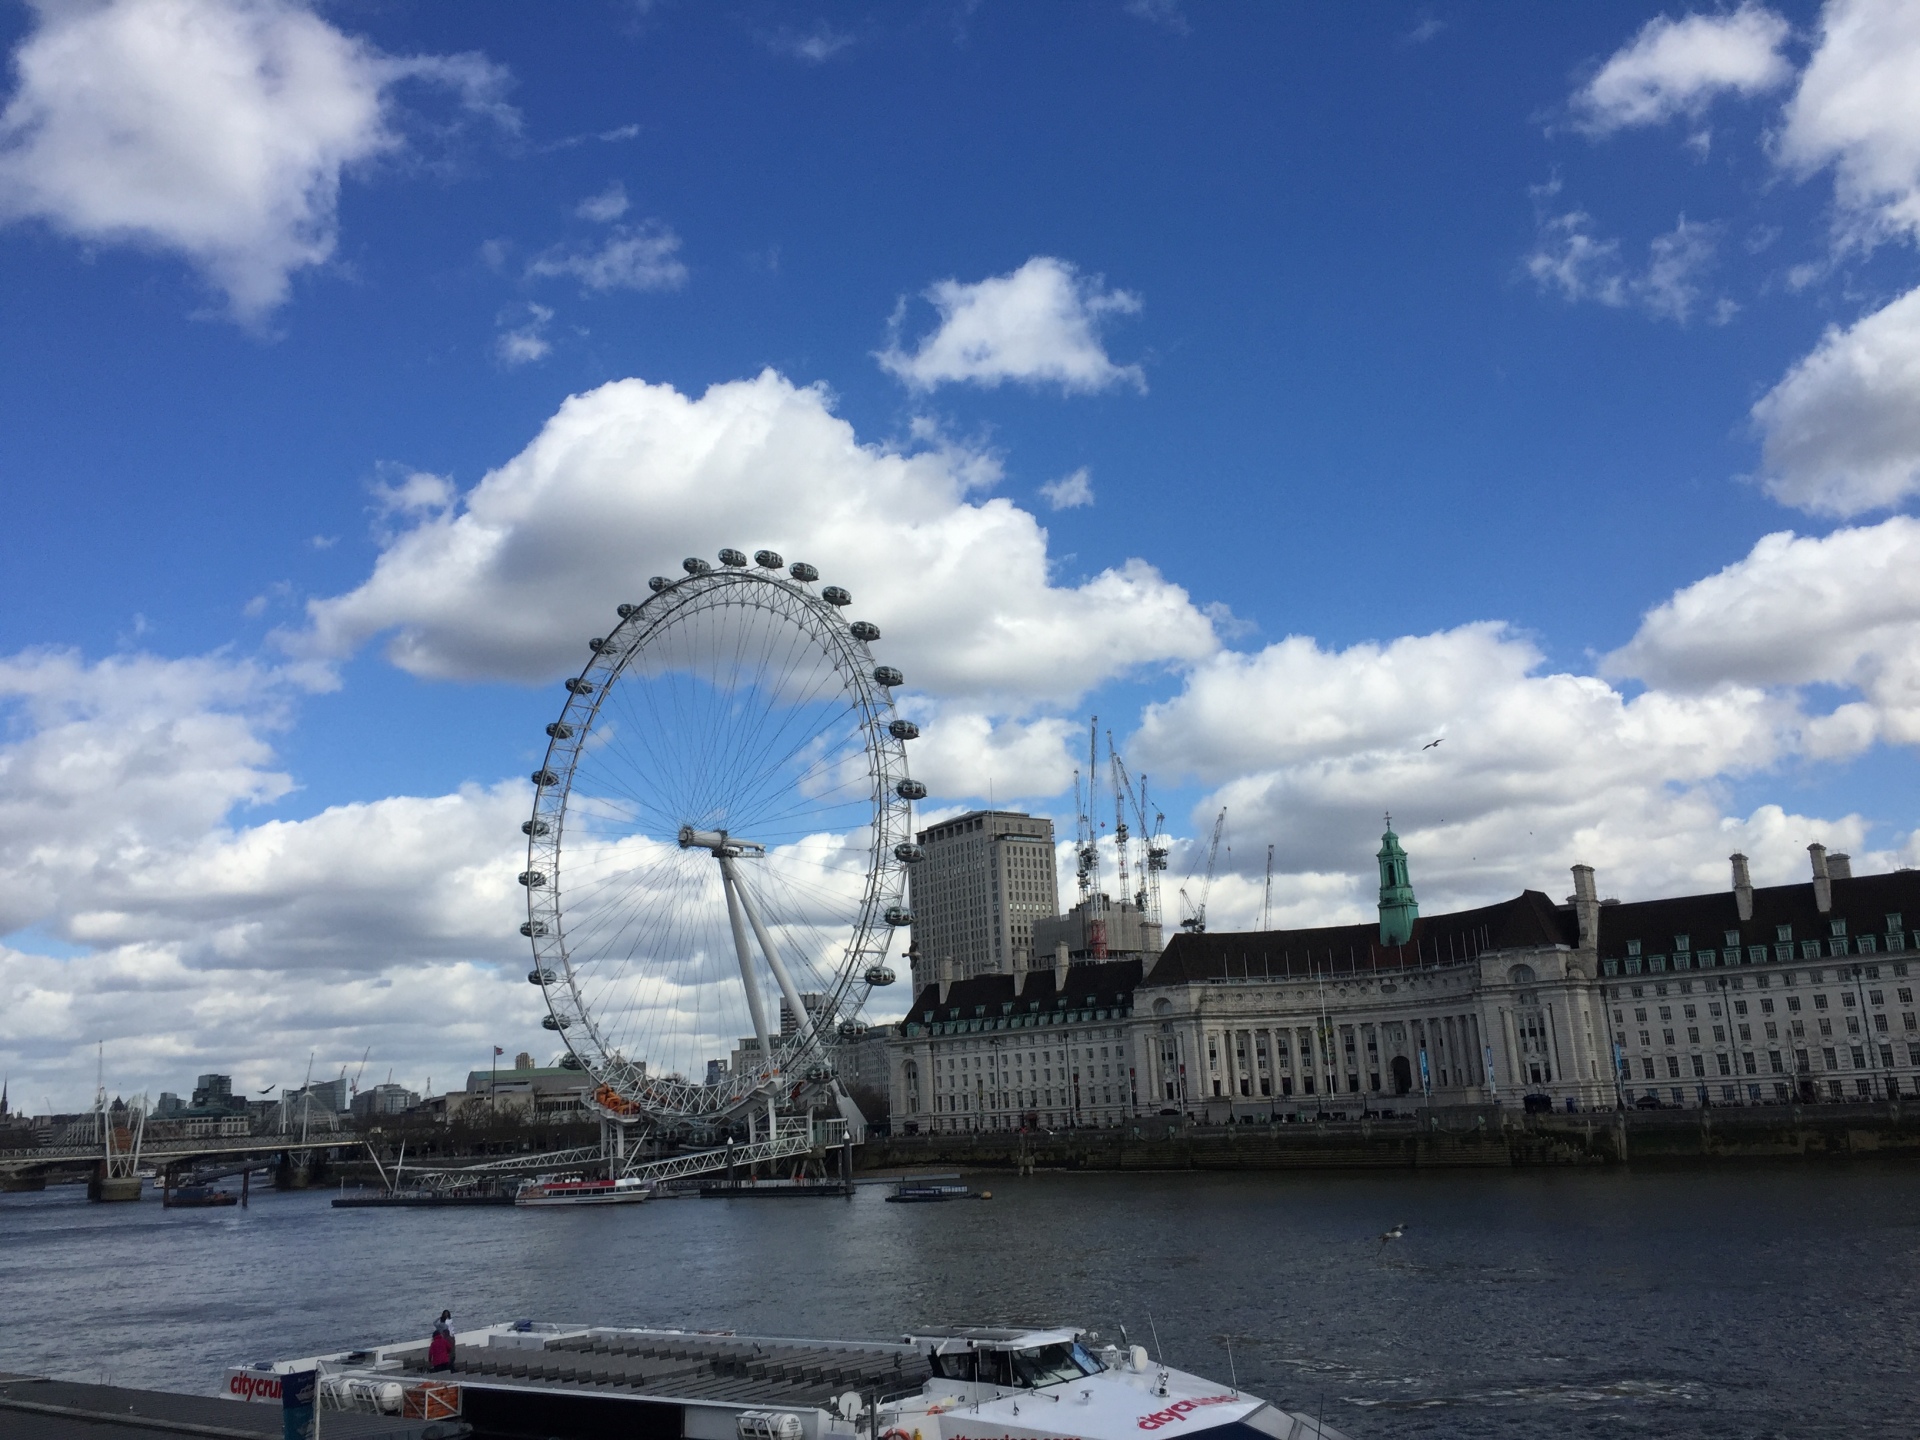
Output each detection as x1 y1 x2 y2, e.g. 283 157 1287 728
384 1324 932 1409
905 1327 1082 1351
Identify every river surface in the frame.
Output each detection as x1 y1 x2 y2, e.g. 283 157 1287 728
2 1167 1917 1437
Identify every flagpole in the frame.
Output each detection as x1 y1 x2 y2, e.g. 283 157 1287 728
491 1047 498 1127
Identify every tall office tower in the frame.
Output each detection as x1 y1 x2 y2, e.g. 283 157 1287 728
907 810 1059 990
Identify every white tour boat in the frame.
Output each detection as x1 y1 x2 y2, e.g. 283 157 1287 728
234 1319 1353 1440
513 1175 651 1206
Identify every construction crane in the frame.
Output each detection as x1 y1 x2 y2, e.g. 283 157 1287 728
350 1047 370 1100
1261 843 1275 931
1076 719 1108 958
1108 739 1168 931
1107 732 1131 933
1178 807 1228 934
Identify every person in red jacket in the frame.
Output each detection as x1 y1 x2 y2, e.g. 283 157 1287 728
428 1312 454 1372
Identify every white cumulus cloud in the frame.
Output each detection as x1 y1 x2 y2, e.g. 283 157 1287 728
0 646 540 1108
878 256 1145 394
1526 208 1724 323
1778 0 1920 246
1127 621 1881 925
1040 467 1094 511
293 369 1216 707
1607 515 1920 749
527 221 686 292
0 0 513 322
1750 284 1920 516
1572 3 1792 134
575 181 628 223
494 302 553 366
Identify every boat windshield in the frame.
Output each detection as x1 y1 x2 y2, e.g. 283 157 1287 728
931 1343 1102 1388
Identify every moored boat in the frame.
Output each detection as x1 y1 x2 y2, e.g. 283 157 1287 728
244 1320 1352 1440
886 1180 977 1202
513 1175 650 1207
165 1183 238 1208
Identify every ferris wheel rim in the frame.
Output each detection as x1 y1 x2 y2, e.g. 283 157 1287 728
518 557 914 1129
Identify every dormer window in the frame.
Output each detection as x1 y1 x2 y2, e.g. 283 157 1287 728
1776 924 1793 943
1830 919 1848 938
1725 929 1741 948
1889 913 1904 933
1675 935 1691 952
1627 940 1642 957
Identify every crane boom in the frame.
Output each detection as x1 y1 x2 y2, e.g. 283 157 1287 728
1107 731 1131 931
1109 745 1166 931
1179 807 1228 933
1262 843 1274 931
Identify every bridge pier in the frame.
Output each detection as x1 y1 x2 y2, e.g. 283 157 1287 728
87 1164 142 1202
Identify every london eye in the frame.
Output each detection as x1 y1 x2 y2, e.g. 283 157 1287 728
519 549 923 1135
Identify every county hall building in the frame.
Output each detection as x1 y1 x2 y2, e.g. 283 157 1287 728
885 825 1920 1131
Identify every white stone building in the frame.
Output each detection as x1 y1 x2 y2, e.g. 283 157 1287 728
885 827 1920 1128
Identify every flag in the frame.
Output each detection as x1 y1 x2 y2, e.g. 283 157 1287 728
493 1046 504 1056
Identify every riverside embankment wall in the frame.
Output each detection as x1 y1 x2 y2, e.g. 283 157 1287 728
860 1102 1920 1171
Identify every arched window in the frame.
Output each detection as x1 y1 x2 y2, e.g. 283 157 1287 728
1508 963 1537 985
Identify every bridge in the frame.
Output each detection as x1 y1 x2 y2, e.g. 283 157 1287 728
0 1134 363 1198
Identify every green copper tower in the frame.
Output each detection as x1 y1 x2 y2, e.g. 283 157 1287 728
1377 815 1418 945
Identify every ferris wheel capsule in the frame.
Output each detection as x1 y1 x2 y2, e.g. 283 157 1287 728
754 549 784 568
896 779 927 801
718 548 748 567
863 965 896 987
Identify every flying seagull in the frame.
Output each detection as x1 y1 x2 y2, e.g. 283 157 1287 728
1422 738 1443 750
1378 1222 1405 1245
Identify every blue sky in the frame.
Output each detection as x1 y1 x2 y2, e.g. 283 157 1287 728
5 0 1920 1108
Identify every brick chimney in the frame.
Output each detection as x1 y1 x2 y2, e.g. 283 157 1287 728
1829 852 1852 880
1570 864 1600 952
937 955 954 1005
1809 843 1831 914
1731 853 1754 922
1053 940 1071 992
1012 947 1029 998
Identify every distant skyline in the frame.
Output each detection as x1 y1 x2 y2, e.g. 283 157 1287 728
5 1 1920 1108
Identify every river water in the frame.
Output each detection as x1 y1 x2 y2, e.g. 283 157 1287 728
2 1166 1916 1437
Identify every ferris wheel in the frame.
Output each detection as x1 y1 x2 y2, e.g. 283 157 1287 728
518 549 924 1132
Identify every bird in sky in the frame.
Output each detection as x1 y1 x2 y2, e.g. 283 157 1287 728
1422 738 1443 750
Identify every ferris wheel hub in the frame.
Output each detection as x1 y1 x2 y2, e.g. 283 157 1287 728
676 825 765 855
